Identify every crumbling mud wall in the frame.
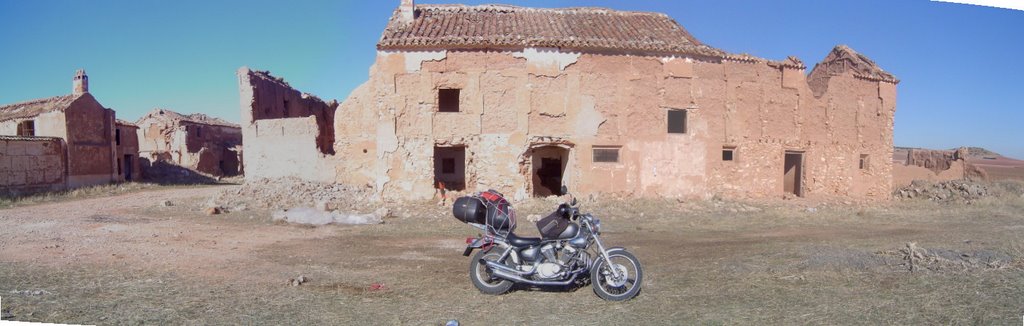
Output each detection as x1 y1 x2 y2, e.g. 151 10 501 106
0 136 67 195
891 147 972 188
237 68 338 181
136 109 242 177
329 45 897 201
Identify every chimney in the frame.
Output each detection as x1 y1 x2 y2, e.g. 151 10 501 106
73 69 89 95
400 0 415 23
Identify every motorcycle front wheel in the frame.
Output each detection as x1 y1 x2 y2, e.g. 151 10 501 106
591 250 643 301
469 248 514 295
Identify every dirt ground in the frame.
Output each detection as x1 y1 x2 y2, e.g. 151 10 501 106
1 185 1023 324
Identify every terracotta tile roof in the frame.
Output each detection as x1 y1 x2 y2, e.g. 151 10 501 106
0 94 82 122
377 4 725 57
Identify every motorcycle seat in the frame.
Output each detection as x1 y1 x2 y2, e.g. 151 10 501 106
505 232 541 247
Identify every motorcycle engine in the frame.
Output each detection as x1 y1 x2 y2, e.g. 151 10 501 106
536 263 562 279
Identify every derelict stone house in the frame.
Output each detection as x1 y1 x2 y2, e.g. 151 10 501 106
115 119 143 181
240 1 898 201
0 70 137 193
136 108 243 177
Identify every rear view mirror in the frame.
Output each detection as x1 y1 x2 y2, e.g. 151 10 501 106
560 185 568 194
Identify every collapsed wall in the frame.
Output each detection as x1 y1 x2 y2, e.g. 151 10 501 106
891 147 987 188
136 109 243 177
0 136 67 195
237 68 339 182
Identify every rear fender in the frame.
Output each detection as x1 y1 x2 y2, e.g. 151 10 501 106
462 236 494 256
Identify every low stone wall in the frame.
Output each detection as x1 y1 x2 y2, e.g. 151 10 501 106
0 136 67 196
245 117 336 182
892 161 965 188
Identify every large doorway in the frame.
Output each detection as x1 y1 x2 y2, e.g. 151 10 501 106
783 151 803 197
531 146 569 197
434 146 466 191
124 155 134 181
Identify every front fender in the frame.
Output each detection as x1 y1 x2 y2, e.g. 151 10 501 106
604 247 628 255
591 246 630 268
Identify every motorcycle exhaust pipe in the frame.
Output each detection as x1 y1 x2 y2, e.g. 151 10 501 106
490 268 578 286
482 260 533 276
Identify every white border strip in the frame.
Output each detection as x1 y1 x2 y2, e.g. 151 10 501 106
932 0 1024 11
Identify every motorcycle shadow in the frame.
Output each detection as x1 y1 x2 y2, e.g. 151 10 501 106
508 276 592 294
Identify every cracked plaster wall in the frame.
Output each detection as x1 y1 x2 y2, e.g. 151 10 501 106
246 46 896 201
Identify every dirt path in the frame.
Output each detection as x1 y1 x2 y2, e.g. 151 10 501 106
0 186 342 283
1 186 1022 324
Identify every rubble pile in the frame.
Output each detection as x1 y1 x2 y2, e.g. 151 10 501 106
142 161 219 185
209 177 376 212
893 180 989 202
876 242 1016 273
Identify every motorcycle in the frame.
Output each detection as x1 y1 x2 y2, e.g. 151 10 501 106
452 185 643 301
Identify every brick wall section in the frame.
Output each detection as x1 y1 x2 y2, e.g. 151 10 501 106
237 68 338 155
237 68 339 181
0 136 67 195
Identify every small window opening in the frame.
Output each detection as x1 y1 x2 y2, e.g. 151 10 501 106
593 147 620 163
196 126 203 138
667 109 687 134
859 154 870 170
17 120 35 136
438 89 460 112
722 147 735 161
434 146 466 191
115 128 121 145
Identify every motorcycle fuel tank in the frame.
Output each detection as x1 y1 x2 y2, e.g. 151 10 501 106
556 223 580 239
568 227 591 248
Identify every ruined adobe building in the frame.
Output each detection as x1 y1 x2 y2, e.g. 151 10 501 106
115 119 142 181
135 108 243 177
240 2 899 201
0 70 137 194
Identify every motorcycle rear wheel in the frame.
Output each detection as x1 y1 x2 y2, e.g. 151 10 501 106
591 250 643 301
469 249 514 295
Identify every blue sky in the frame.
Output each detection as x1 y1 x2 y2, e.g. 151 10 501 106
1 1 1022 157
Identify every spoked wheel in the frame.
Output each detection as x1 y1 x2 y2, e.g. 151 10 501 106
469 249 513 295
591 250 643 301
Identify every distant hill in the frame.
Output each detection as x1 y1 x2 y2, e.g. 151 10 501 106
961 147 1000 159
